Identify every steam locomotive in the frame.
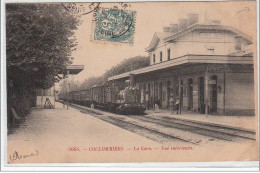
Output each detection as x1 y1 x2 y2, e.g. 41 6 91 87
60 80 146 115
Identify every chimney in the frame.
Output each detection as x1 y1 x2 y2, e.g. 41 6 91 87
178 19 188 31
170 24 178 33
187 13 199 27
163 26 171 33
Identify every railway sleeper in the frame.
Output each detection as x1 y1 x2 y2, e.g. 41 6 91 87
144 116 255 141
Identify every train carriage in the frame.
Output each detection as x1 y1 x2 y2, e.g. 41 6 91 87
63 80 145 115
90 80 145 114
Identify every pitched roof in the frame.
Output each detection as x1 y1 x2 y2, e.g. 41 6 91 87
146 24 253 52
145 32 172 52
164 24 252 43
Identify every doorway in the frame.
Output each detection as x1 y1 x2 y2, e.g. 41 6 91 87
147 83 151 109
187 78 193 110
210 75 218 113
198 77 205 113
159 82 163 106
142 84 146 103
166 81 171 108
154 82 158 99
176 80 184 112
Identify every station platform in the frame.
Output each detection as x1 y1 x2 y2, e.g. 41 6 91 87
145 109 257 131
8 102 160 163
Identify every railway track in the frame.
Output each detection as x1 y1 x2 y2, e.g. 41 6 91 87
68 102 203 145
100 116 200 145
130 115 255 142
155 116 255 140
67 102 255 145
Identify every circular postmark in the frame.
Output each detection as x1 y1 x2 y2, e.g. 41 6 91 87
62 2 101 16
93 6 136 44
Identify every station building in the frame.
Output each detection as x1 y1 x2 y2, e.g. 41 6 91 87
108 14 255 116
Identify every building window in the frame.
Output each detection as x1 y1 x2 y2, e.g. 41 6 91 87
160 52 162 62
167 49 171 60
153 54 155 64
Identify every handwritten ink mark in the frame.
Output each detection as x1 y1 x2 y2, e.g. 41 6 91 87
237 7 249 14
9 150 39 162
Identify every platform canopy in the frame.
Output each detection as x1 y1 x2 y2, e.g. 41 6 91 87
65 65 84 75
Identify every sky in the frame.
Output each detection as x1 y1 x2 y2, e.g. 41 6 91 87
68 1 256 83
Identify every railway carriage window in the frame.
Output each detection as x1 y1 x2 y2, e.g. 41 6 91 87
160 51 162 62
153 54 155 64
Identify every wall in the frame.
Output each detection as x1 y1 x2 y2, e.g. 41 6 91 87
36 96 55 109
142 72 226 113
133 65 254 115
36 87 56 109
36 87 55 96
149 30 250 65
179 72 254 114
180 74 202 111
225 72 255 115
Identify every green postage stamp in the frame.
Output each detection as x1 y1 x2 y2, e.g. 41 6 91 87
92 7 136 44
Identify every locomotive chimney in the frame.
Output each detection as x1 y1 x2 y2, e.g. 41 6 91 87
187 13 199 27
178 19 188 31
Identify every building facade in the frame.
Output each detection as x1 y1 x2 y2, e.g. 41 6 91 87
36 87 56 109
108 14 255 116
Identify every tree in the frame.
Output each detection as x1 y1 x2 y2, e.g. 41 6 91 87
79 76 104 90
6 3 79 89
76 56 150 91
6 3 79 130
102 56 149 81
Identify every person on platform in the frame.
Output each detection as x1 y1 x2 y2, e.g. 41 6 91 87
91 102 94 109
169 94 175 114
175 97 180 114
154 98 160 113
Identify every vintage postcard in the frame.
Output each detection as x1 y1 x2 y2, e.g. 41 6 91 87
1 0 259 170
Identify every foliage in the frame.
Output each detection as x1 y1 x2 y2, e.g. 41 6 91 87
79 76 104 90
78 56 150 90
103 56 150 81
70 80 81 91
6 3 80 89
6 3 79 131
